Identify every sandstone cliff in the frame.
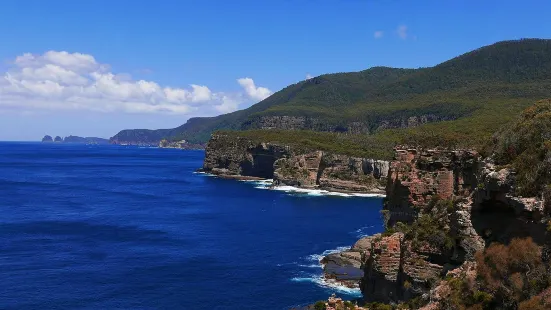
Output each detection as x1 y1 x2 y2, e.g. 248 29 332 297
322 147 550 306
241 114 456 134
201 134 389 193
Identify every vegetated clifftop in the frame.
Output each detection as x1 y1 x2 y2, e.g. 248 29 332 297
62 135 109 144
320 101 551 309
158 139 205 150
201 134 389 193
110 129 172 146
110 39 551 146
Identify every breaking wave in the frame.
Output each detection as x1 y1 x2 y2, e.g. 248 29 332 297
291 275 362 297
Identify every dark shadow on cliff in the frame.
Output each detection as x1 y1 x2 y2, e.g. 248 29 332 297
471 198 547 246
239 146 283 178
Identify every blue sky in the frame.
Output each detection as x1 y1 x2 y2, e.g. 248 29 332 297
1 0 550 141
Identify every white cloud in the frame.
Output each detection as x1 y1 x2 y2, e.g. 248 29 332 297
397 25 408 40
214 95 240 113
374 31 384 39
189 84 212 102
306 73 314 80
0 51 272 115
237 77 272 101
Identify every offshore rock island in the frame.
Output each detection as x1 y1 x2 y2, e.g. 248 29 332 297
41 135 109 144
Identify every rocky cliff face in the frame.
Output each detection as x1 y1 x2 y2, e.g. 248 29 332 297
322 147 550 305
273 152 388 193
202 134 291 179
110 128 172 146
158 139 205 150
241 114 453 135
384 148 479 226
202 134 389 193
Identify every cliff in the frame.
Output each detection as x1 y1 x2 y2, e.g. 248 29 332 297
62 135 109 144
321 146 550 307
110 128 172 146
158 139 205 150
201 134 388 193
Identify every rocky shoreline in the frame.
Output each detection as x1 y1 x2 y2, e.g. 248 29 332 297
315 147 549 307
200 124 550 308
201 134 389 195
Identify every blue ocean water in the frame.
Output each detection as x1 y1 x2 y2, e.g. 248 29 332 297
0 142 384 309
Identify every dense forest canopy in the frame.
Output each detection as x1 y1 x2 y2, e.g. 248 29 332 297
112 39 551 150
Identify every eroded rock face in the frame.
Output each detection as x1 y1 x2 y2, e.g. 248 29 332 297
321 236 377 288
274 152 388 193
358 233 443 303
419 261 478 310
322 147 550 305
376 114 454 131
242 114 454 134
471 162 549 246
384 148 480 226
202 134 389 193
202 134 291 178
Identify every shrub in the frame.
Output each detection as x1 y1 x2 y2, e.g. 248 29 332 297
313 301 326 310
475 237 549 306
488 100 551 197
365 302 393 310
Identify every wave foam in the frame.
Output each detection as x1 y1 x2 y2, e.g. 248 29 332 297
193 171 216 177
267 185 385 198
353 225 376 238
305 246 351 264
291 275 362 297
196 173 385 198
298 263 323 268
240 179 273 187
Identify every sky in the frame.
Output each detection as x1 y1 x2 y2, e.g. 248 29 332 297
0 0 550 141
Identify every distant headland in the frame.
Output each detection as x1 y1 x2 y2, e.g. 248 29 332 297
41 135 109 144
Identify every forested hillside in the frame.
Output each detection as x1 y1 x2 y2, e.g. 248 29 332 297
111 39 551 148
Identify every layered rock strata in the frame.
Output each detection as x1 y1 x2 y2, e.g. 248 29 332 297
322 147 549 304
201 134 388 193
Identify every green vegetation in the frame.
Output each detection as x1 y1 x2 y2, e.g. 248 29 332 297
364 302 393 310
313 301 326 310
486 99 551 197
112 39 551 148
440 237 551 310
386 197 456 252
217 129 397 159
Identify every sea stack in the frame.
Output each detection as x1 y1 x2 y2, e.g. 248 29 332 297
42 135 54 142
54 136 63 142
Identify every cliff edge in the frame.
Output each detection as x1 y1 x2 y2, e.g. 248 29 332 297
201 133 389 193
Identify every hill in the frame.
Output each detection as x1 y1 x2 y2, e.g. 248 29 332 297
111 39 551 147
62 135 109 144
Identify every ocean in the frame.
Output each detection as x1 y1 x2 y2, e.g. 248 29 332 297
0 142 384 309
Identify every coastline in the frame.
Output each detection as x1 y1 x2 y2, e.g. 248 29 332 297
196 170 387 197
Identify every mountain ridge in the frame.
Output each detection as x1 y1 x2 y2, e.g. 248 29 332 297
110 38 551 145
